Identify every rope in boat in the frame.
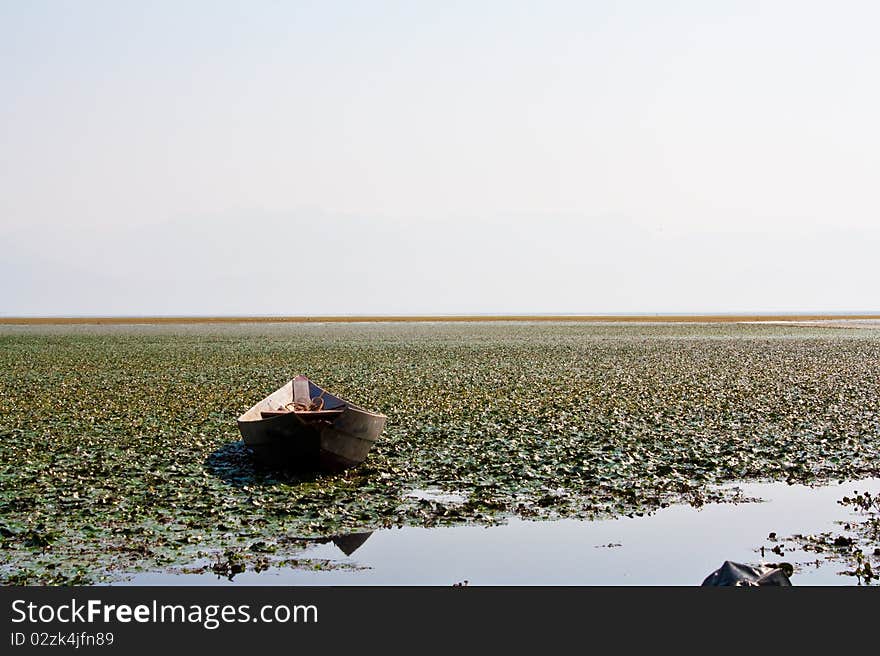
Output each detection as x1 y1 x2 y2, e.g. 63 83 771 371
284 390 326 413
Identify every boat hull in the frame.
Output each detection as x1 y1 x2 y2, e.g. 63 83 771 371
236 379 386 472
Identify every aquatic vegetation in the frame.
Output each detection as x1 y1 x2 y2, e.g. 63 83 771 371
1 321 878 583
780 489 880 584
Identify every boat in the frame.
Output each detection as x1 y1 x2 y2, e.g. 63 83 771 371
236 375 386 471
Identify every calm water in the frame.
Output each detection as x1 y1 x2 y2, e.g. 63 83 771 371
117 477 878 586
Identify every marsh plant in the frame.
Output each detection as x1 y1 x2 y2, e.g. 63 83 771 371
1 322 879 583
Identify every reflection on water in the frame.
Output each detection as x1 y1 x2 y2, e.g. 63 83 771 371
299 532 373 557
115 478 879 586
405 488 469 504
331 533 372 556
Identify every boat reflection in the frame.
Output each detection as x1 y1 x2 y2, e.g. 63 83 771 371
331 532 372 556
302 531 373 557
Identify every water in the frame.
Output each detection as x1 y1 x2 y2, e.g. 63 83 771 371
115 477 878 586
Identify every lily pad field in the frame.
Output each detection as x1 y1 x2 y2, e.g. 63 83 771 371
1 320 878 584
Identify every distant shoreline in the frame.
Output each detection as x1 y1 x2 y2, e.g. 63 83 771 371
1 314 878 325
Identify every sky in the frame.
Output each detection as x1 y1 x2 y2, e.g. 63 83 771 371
1 0 878 316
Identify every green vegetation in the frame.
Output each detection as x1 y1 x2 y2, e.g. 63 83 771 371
1 321 878 583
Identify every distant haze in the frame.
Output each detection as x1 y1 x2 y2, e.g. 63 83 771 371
2 1 878 316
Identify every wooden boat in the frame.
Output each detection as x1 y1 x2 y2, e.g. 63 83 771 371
236 376 386 471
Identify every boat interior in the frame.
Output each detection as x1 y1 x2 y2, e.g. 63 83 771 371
238 378 347 422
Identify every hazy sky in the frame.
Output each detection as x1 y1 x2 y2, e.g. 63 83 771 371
2 1 878 316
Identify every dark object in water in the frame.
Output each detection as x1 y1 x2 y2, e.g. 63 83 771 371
331 532 372 556
236 376 386 472
701 561 793 586
301 532 373 556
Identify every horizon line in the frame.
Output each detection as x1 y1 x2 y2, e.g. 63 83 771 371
1 313 879 325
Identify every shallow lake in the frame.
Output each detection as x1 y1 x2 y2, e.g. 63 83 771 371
118 477 878 586
4 321 878 585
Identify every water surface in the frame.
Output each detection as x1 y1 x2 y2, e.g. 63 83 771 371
119 477 878 586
